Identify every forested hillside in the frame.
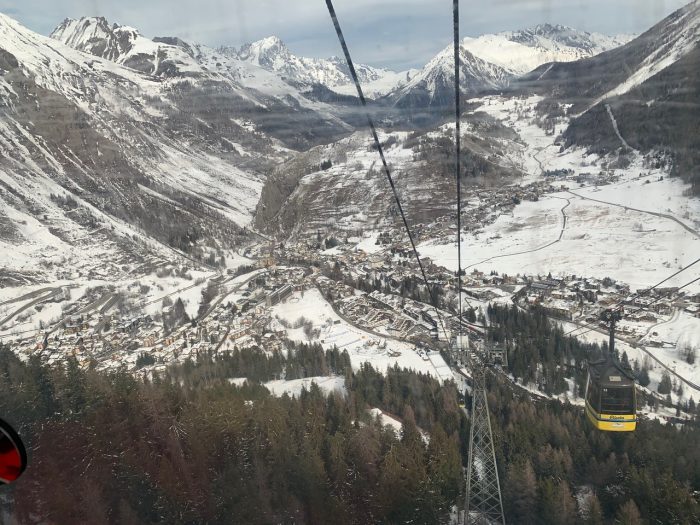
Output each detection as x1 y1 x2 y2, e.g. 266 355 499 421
0 344 463 524
0 329 698 523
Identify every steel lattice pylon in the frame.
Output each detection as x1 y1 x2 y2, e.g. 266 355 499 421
465 361 505 525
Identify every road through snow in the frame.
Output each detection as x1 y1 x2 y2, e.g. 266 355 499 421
567 190 699 239
462 197 571 271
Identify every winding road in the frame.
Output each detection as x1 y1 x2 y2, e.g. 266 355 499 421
566 189 699 239
462 197 570 271
0 287 61 308
0 288 63 329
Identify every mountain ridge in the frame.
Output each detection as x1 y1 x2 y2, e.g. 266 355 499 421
516 0 700 107
48 15 635 111
381 22 633 120
0 11 347 284
462 23 633 75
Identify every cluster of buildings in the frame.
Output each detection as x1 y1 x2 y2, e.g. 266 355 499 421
6 267 309 374
4 216 697 377
314 276 440 342
543 168 621 187
518 274 698 342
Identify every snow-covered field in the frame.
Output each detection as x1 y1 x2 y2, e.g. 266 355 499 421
421 185 699 293
421 96 700 295
263 376 346 398
270 288 452 382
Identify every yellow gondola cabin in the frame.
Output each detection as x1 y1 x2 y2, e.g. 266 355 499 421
585 359 637 432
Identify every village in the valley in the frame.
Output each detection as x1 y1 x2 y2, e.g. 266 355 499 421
2 222 696 388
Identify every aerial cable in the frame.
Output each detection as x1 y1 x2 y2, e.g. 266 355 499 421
565 274 700 340
453 0 465 340
324 0 450 341
625 275 700 318
619 257 700 308
565 257 700 337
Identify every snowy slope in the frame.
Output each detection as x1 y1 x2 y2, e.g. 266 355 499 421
0 13 272 285
549 3 700 189
0 12 266 216
462 24 632 76
593 2 699 103
270 288 452 380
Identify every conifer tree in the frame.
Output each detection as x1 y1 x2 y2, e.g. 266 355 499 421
615 500 642 525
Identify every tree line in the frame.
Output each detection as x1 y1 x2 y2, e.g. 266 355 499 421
0 343 463 524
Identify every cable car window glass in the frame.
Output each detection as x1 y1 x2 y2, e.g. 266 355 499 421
600 386 634 414
586 380 600 409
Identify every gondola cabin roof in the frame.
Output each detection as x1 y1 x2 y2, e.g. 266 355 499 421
589 359 635 387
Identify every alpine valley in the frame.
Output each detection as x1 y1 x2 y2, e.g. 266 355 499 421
1 2 700 523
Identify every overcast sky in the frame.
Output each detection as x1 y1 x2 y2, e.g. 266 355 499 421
0 0 690 70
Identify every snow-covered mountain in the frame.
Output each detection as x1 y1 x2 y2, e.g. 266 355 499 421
554 1 700 191
2 5 697 287
50 17 355 144
49 17 630 123
225 35 416 99
0 12 359 285
386 45 512 117
519 1 699 107
225 23 630 108
51 17 203 77
383 24 629 117
462 23 633 76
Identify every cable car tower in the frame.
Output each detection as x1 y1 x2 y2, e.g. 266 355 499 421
464 344 505 525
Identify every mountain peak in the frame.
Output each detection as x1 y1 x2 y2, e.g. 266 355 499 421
237 35 290 63
51 16 131 61
256 35 285 48
51 16 138 39
529 22 570 34
231 38 407 98
243 36 288 53
51 17 206 78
